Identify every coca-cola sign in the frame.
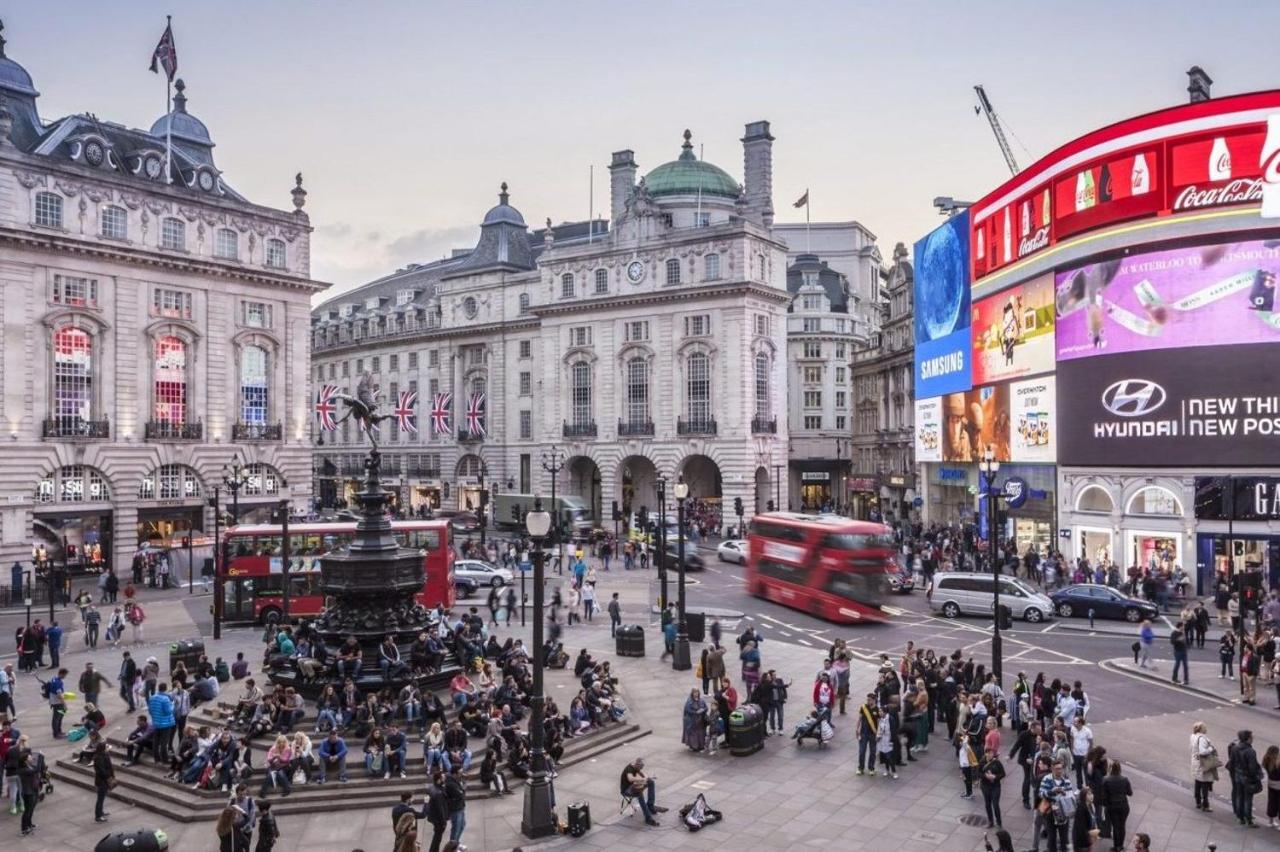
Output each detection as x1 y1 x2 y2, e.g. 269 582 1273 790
1173 178 1264 211
1018 226 1050 258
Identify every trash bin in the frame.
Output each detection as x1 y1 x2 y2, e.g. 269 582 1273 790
615 625 645 657
168 639 204 675
726 702 766 756
685 611 706 643
95 830 170 852
567 801 592 837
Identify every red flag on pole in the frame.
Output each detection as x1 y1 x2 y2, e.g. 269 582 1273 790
149 17 178 81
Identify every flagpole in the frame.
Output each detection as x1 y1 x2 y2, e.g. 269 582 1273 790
805 188 811 253
588 165 594 244
163 15 173 185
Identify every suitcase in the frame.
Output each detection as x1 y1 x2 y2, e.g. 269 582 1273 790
567 801 591 837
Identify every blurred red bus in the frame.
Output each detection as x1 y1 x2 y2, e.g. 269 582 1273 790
219 520 456 623
745 513 894 624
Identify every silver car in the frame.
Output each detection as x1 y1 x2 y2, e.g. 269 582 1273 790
928 572 1054 623
453 559 514 588
716 539 747 564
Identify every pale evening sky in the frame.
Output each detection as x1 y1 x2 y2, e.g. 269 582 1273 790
7 2 1279 301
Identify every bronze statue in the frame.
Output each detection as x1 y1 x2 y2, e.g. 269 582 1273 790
331 372 393 450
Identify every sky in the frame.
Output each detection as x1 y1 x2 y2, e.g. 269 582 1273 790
8 2 1280 303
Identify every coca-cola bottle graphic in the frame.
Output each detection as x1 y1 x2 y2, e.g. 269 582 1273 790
1082 170 1097 208
1261 115 1280 219
1020 200 1031 236
1209 137 1232 181
1002 206 1012 262
1041 188 1051 226
1131 153 1150 195
977 227 985 259
1075 171 1088 212
1098 163 1114 202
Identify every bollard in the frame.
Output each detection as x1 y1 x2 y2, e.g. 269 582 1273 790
1088 608 1095 629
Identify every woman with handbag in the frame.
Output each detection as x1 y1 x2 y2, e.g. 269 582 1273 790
1189 721 1218 811
92 742 114 823
1099 760 1132 851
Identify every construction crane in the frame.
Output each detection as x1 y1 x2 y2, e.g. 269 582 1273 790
974 85 1020 176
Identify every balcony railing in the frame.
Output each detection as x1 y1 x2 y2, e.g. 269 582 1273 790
232 422 282 441
677 417 717 436
145 420 203 441
751 415 778 434
456 428 483 442
563 421 598 439
42 418 110 439
617 419 655 437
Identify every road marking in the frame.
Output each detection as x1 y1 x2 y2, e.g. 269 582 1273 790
704 566 723 574
1160 615 1175 631
1041 622 1059 634
881 605 908 616
778 630 792 638
797 639 813 646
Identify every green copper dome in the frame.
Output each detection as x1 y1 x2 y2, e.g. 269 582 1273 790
644 130 741 199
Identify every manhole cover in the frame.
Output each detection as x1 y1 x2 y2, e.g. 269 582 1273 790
958 815 988 827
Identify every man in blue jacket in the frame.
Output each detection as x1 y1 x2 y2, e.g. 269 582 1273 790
147 682 176 765
45 621 63 669
317 730 349 783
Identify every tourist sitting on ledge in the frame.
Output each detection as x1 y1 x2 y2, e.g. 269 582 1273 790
189 670 220 709
339 679 361 728
232 679 264 728
276 687 305 733
336 637 363 681
459 699 486 738
294 638 326 682
450 671 477 709
568 697 593 735
290 731 314 783
81 701 107 733
122 715 154 765
385 723 408 778
230 652 250 680
364 727 390 777
422 689 447 731
484 635 504 659
316 729 349 784
379 635 409 680
441 719 472 771
314 685 343 734
573 649 596 678
397 683 422 731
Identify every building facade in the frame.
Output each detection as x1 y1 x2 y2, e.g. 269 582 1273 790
0 30 322 575
312 125 790 529
849 242 915 521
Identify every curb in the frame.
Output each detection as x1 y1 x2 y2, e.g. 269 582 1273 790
1099 658 1272 711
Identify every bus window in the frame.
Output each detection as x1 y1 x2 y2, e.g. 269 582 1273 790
755 558 811 586
751 521 806 543
823 571 879 602
289 574 319 598
232 538 255 557
820 533 895 551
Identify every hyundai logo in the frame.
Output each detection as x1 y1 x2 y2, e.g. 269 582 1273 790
1101 379 1167 417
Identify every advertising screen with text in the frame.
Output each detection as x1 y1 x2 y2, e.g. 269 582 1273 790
972 274 1056 385
914 212 973 397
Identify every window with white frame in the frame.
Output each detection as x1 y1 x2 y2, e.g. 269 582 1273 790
560 273 575 299
153 287 193 320
215 229 239 259
396 289 416 306
803 365 822 383
570 362 593 427
695 211 710 228
141 464 203 501
153 336 188 424
686 352 710 422
802 295 821 311
803 341 822 358
371 356 381 372
35 465 110 504
339 303 354 318
242 463 281 496
52 275 98 308
161 217 186 250
684 314 710 337
570 326 592 347
389 354 399 372
804 390 822 408
757 254 767 280
624 320 649 342
519 372 531 395
34 191 63 228
365 297 381 310
803 318 820 332
835 343 846 359
519 410 532 440
755 314 769 336
52 326 93 424
626 357 649 425
754 353 770 419
836 366 847 383
428 349 439 367
265 239 286 269
705 253 720 280
408 352 418 369
665 258 681 285
804 415 822 429
243 301 271 328
100 205 128 239
519 340 531 359
594 269 608 294
341 361 350 377
519 292 531 313
836 391 847 408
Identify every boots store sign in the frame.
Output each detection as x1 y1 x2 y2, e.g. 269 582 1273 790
968 91 1280 285
1056 342 1280 466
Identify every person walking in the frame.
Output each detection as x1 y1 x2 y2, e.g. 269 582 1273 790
84 604 101 649
1100 761 1132 851
46 667 68 738
1220 631 1237 679
1170 620 1190 685
425 771 450 852
607 593 621 638
979 751 1006 828
1137 620 1155 670
92 741 114 823
119 651 139 713
1227 729 1262 826
1190 721 1219 812
254 800 279 852
45 621 63 669
18 751 43 836
1262 745 1280 829
78 662 111 710
581 581 596 622
445 763 468 849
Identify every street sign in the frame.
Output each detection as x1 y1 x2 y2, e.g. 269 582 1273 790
23 597 32 607
912 496 924 508
1002 477 1029 509
1059 529 1072 539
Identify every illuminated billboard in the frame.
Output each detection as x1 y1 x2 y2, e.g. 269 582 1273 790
937 376 1056 464
913 211 973 398
914 397 942 463
971 273 1056 385
1055 238 1280 361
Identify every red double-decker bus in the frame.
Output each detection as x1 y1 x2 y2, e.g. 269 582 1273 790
219 520 456 623
745 513 895 624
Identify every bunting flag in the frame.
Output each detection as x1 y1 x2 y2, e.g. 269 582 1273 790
395 390 419 434
465 391 487 436
314 384 338 432
431 392 453 435
149 17 178 80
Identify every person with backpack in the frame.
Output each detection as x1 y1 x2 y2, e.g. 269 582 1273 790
44 667 68 738
1038 759 1076 852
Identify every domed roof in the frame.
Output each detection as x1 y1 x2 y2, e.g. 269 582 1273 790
149 79 211 145
644 130 740 199
0 21 38 97
482 182 526 227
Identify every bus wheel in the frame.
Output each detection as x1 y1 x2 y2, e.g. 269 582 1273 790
941 601 960 619
259 607 281 626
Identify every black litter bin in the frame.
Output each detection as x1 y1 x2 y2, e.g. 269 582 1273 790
685 611 706 643
95 829 170 852
615 625 645 657
567 801 592 837
727 702 766 756
168 639 204 675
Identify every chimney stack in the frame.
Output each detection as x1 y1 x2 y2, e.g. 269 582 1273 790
1187 66 1212 103
742 121 775 227
608 149 636 223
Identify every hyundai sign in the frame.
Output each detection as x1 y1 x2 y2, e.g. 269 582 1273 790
1056 343 1280 466
914 211 973 397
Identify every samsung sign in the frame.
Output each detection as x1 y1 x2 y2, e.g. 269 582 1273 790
913 212 974 398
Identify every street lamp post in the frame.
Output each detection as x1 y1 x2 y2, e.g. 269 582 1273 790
541 446 565 573
981 449 1004 684
280 499 292 623
521 499 556 839
23 569 33 629
478 461 488 550
218 461 250 641
207 486 222 637
672 476 691 671
656 475 668 609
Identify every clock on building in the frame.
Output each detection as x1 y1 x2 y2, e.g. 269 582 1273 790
463 296 478 318
144 155 163 179
626 260 645 284
198 170 215 192
84 141 105 167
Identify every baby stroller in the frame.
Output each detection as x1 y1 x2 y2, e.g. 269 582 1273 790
679 793 724 832
792 705 835 748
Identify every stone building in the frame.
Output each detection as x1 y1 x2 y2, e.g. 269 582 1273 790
0 28 323 575
849 243 916 521
312 124 791 528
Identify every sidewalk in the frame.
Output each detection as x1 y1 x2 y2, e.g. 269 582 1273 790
1105 656 1280 710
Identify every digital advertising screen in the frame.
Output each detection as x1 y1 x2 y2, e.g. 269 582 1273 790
914 397 942 463
1055 238 1280 361
914 211 973 398
971 273 1056 385
940 383 1009 464
1010 375 1057 463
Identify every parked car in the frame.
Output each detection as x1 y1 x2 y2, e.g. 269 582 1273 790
453 558 514 588
454 575 480 599
1050 584 1158 622
929 572 1054 623
716 540 747 564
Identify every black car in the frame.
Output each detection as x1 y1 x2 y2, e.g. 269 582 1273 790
454 576 480 599
1049 584 1158 622
654 542 706 572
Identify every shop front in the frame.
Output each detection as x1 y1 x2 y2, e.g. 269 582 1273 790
411 482 442 516
1061 473 1190 582
994 464 1056 557
799 471 832 511
1193 475 1280 594
847 476 880 520
879 473 915 522
32 508 113 574
927 465 974 526
136 504 204 546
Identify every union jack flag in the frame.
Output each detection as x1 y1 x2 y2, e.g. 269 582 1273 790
466 392 487 436
314 384 338 432
395 390 418 434
431 392 453 435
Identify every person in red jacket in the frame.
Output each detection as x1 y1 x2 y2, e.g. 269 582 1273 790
813 671 834 710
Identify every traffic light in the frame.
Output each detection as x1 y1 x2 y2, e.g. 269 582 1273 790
612 500 621 522
734 497 744 517
479 489 489 508
511 505 521 523
638 505 649 529
766 500 775 512
997 604 1013 631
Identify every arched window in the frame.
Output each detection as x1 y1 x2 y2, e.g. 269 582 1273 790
215 228 239 259
139 464 204 500
626 357 649 426
560 273 575 299
265 238 286 269
154 336 188 424
161 217 186 250
100 205 128 240
242 463 282 497
1126 486 1181 516
594 269 609 294
35 465 110 504
666 258 681 285
754 353 770 419
571 362 593 427
240 345 268 425
687 352 710 423
52 326 94 426
705 253 721 281
1075 485 1113 513
457 455 482 480
34 191 63 228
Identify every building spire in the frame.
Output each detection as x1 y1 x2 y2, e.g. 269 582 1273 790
0 19 7 59
172 77 187 113
499 181 509 205
680 128 695 160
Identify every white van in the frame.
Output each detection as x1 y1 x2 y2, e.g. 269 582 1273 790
928 572 1054 623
